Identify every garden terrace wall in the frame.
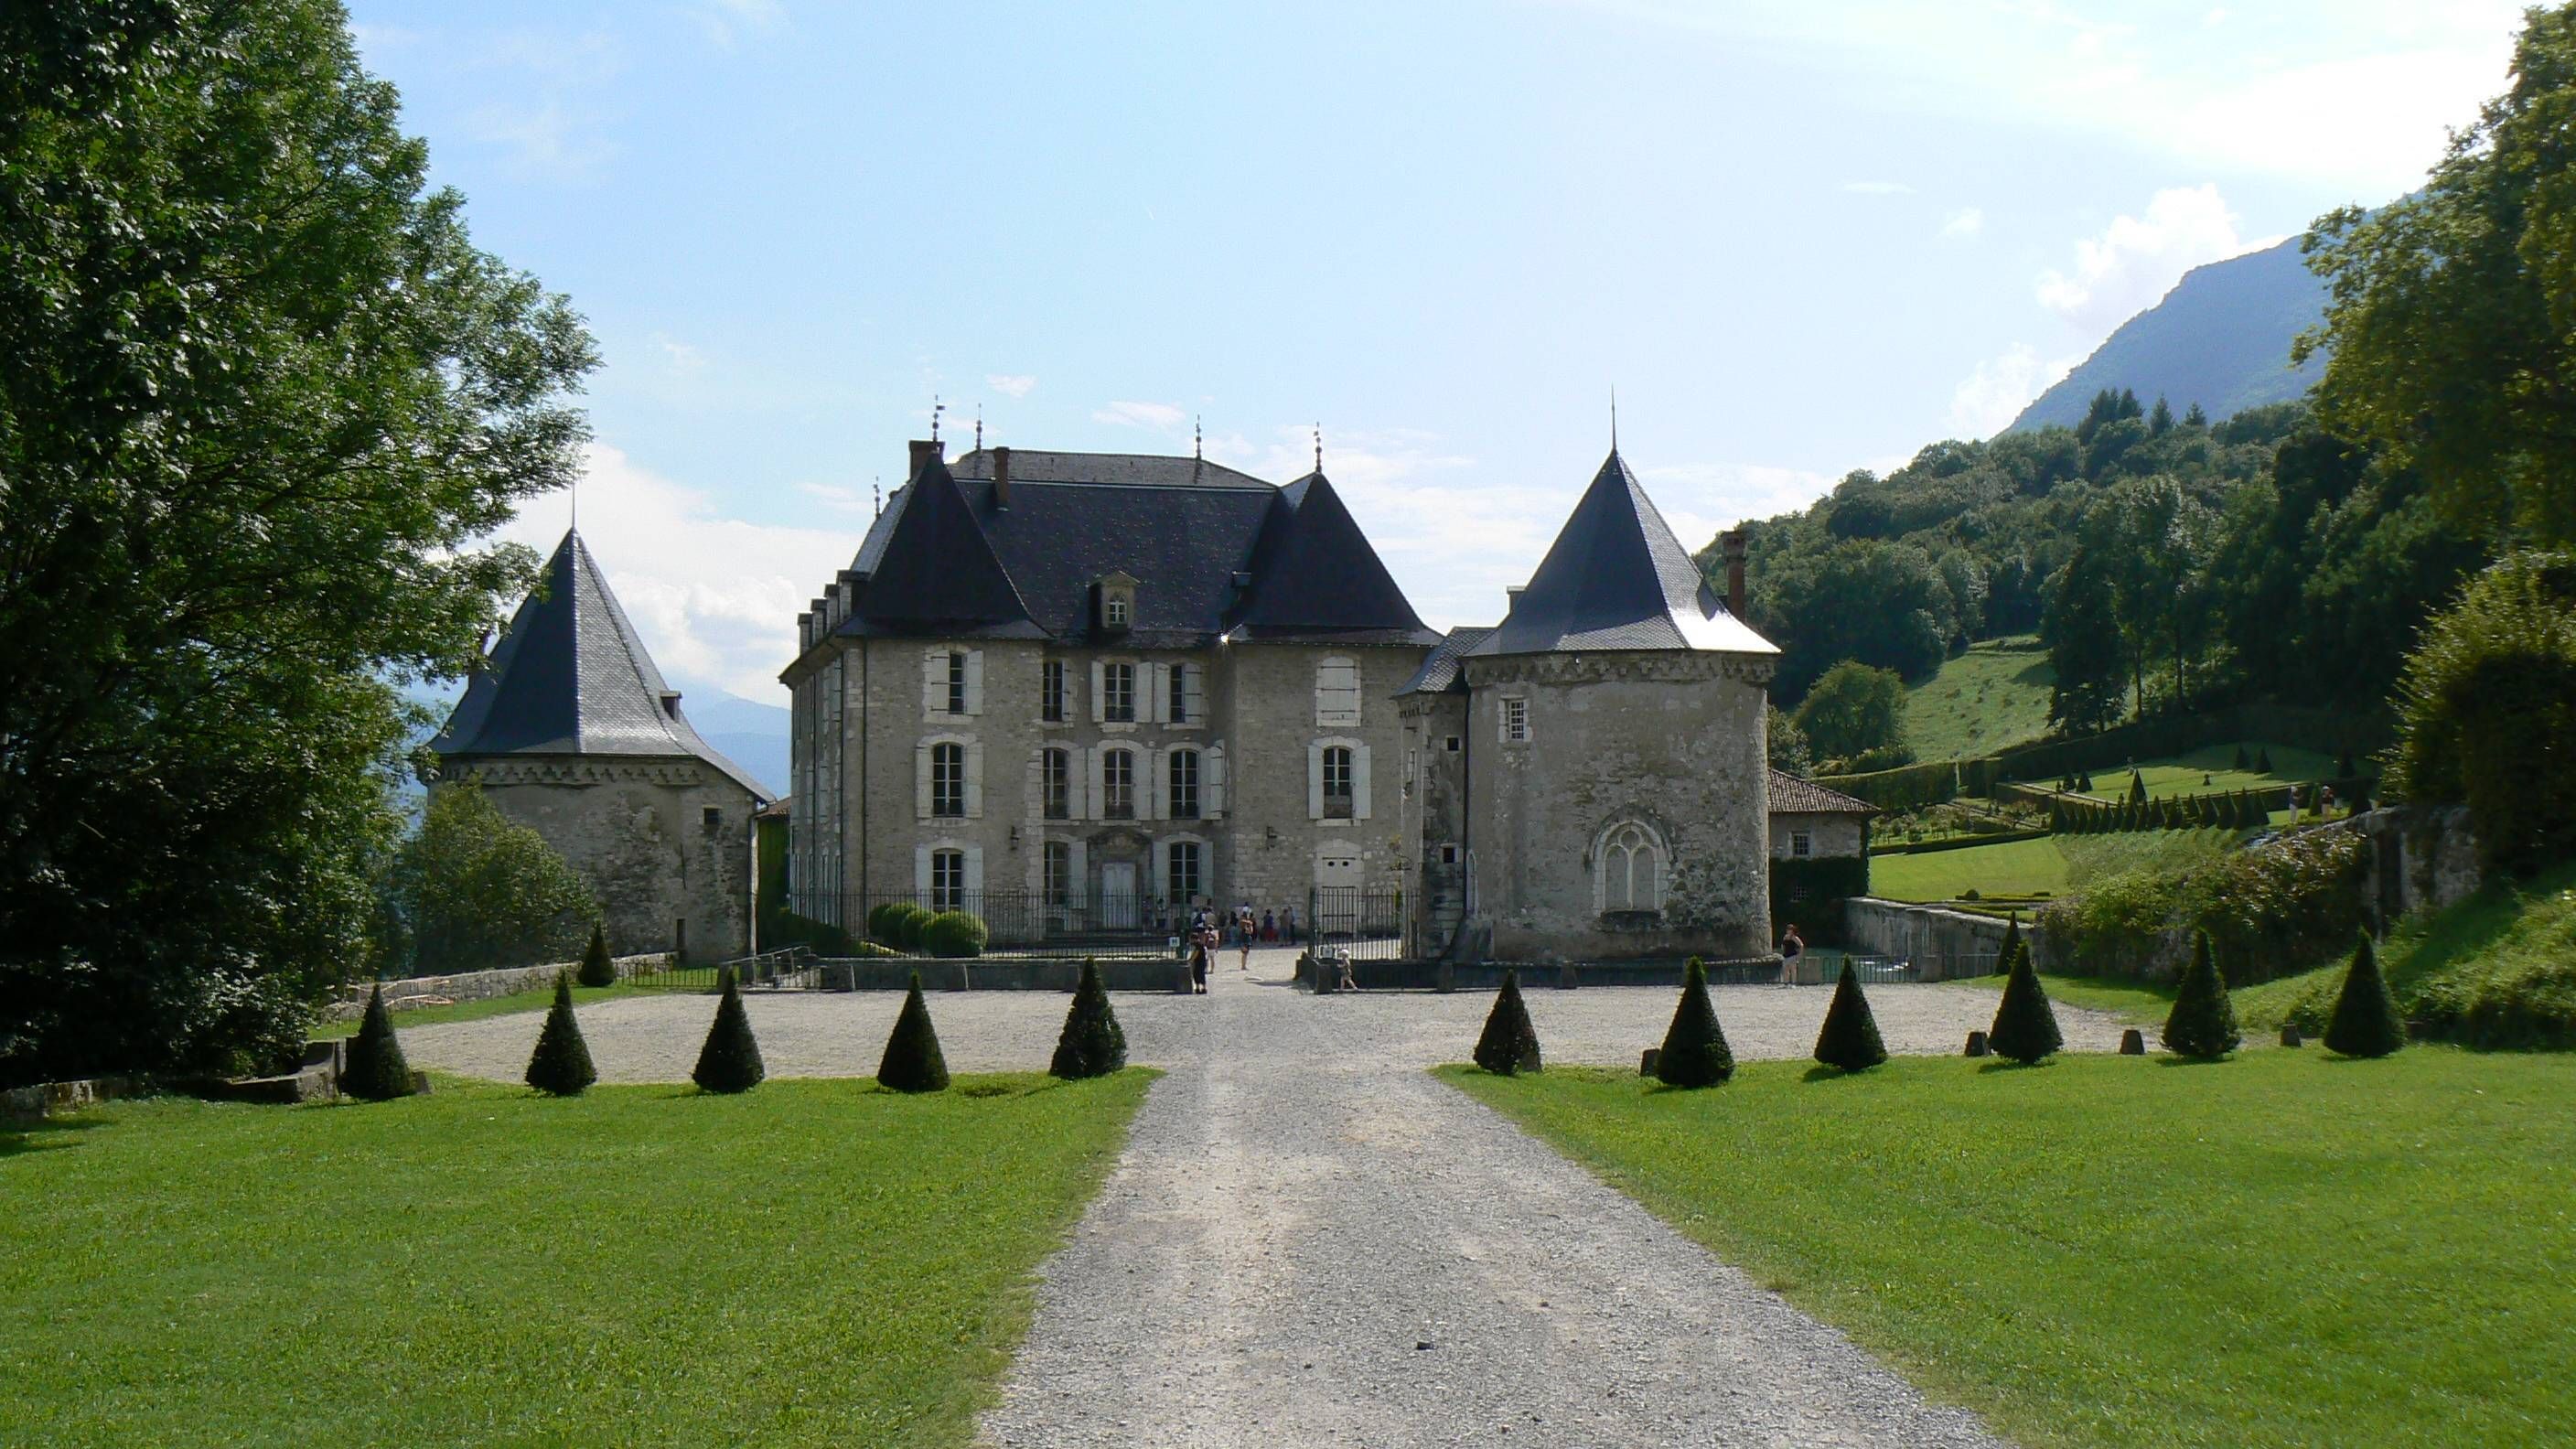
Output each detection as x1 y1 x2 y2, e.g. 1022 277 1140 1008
1844 898 2023 973
811 957 1187 993
1297 956 1781 991
325 953 677 1020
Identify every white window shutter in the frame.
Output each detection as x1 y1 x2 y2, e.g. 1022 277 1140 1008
915 741 932 819
922 648 945 715
965 845 985 895
913 843 931 893
1354 743 1374 821
1307 740 1326 820
1150 839 1165 903
1181 664 1205 724
1206 744 1227 818
1312 671 1327 726
965 742 984 818
963 650 984 715
1146 747 1166 820
1148 662 1170 723
1086 747 1106 820
1067 838 1088 901
1090 660 1106 723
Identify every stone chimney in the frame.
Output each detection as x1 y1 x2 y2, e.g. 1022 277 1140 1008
1721 531 1748 618
907 437 943 478
992 445 1012 508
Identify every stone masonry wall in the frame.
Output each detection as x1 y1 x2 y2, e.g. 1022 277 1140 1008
461 759 755 962
323 952 679 1019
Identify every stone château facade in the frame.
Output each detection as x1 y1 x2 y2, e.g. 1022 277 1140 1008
429 531 767 961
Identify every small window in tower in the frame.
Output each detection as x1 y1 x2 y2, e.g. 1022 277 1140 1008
702 807 722 831
1502 698 1530 743
1444 735 1461 752
1439 843 1460 865
1792 831 1812 859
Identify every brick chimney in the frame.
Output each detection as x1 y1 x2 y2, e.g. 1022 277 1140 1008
1721 531 1748 618
907 437 943 478
992 445 1012 508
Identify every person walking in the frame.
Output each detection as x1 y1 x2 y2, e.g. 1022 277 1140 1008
1188 920 1214 993
1237 905 1256 970
1777 924 1805 987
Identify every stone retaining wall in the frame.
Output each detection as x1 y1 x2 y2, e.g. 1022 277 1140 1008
1301 956 1783 993
813 957 1186 993
2 1074 148 1125
1843 898 2025 973
325 952 678 1019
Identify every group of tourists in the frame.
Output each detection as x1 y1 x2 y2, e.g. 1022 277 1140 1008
1180 900 1299 993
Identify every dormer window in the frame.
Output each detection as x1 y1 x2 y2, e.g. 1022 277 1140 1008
1096 571 1138 634
1106 596 1129 627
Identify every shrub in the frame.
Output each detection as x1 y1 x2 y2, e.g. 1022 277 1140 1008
2257 748 2274 772
340 983 415 1101
690 965 766 1094
1473 970 1543 1075
2078 772 2095 792
919 910 988 959
2324 932 2406 1057
1996 913 2021 974
868 902 934 950
1812 961 1887 1072
2162 929 2241 1058
2038 828 2367 984
1654 958 1734 1087
1987 939 2063 1064
2234 745 2251 769
876 972 949 1092
575 923 617 988
1049 960 1127 1079
773 910 854 956
523 972 597 1097
2129 770 2149 804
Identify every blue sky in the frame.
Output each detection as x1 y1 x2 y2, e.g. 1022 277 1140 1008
348 0 2527 703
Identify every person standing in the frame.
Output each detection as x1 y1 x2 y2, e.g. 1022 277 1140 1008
1188 920 1213 993
1237 905 1256 970
1261 908 1277 943
1778 924 1805 987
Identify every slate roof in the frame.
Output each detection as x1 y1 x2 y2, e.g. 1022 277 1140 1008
431 531 769 798
1470 449 1776 658
1767 771 1877 815
1395 627 1497 696
822 447 1440 651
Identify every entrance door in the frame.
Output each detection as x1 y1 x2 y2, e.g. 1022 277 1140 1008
1100 861 1140 929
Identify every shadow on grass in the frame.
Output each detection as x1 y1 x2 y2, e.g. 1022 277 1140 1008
2153 1054 2236 1068
0 1114 107 1157
1800 1064 1881 1082
1974 1057 2057 1074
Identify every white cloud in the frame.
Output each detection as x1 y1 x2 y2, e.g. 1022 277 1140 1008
653 333 707 375
987 373 1037 398
1939 206 1984 239
499 443 852 702
1637 462 1838 547
1948 344 2082 436
1094 400 1186 429
690 0 787 48
1840 180 1915 195
2035 184 2272 335
469 101 617 179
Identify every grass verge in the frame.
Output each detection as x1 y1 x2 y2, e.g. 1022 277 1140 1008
308 980 683 1038
1872 836 2070 902
0 1070 1154 1447
1443 1053 2576 1449
1943 971 2175 1025
1905 636 2055 762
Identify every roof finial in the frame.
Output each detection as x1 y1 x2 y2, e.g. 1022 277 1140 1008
1610 385 1618 452
570 472 577 534
1314 421 1323 475
1194 413 1203 461
931 393 944 443
975 405 983 452
873 476 882 518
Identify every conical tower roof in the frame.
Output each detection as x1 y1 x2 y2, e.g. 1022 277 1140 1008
1472 449 1776 657
432 531 767 796
1230 470 1438 639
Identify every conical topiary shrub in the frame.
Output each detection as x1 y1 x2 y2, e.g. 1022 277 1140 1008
876 971 950 1093
1655 957 1734 1088
1050 959 1128 1079
524 971 598 1096
691 964 766 1094
1812 960 1887 1073
2324 931 2406 1058
1996 913 2022 975
1473 969 1543 1075
2162 929 2240 1059
575 922 617 987
341 982 416 1101
1987 939 2063 1065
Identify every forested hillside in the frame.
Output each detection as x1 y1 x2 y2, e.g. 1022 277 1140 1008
1712 388 2489 750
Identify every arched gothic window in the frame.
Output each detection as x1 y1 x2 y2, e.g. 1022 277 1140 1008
1594 820 1667 913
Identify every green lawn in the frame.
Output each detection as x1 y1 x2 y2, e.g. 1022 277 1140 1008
1445 1052 2576 1449
2064 742 2337 801
1873 836 2071 902
1905 636 2056 761
1945 971 2176 1024
309 980 686 1038
1 1072 1154 1447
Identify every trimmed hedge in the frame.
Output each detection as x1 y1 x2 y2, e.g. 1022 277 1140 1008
340 983 415 1101
919 910 989 959
1769 856 1869 945
523 972 597 1097
2037 828 2367 984
868 902 934 951
1473 970 1542 1076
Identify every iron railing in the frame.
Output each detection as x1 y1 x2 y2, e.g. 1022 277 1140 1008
1308 886 1407 962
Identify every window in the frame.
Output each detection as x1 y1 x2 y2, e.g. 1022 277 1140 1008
1106 595 1130 627
1103 748 1135 819
1439 843 1460 864
1168 749 1201 820
1104 662 1136 722
1444 735 1461 752
931 742 966 817
947 651 968 714
1315 656 1360 725
1167 840 1203 905
702 806 723 830
1170 662 1201 724
1043 841 1070 907
930 849 966 912
1502 697 1530 743
1042 748 1070 821
1791 831 1812 860
1599 821 1665 913
1322 746 1354 820
1041 660 1067 722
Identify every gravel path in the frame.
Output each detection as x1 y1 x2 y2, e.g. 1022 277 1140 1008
400 951 2120 1445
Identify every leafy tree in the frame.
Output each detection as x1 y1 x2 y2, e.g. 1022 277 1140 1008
2162 930 2241 1059
1654 958 1734 1087
2324 932 2406 1057
1473 969 1543 1075
1811 961 1887 1072
1794 660 1909 762
2044 547 2127 733
1987 939 2063 1064
575 923 617 988
340 983 415 1101
2184 402 2209 428
1050 959 1128 1079
691 964 765 1094
1766 704 1814 778
2300 5 2576 544
388 785 599 977
2149 395 2175 436
0 4 594 1089
524 973 597 1097
876 972 950 1093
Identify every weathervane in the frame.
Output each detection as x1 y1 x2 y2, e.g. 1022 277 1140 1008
873 477 882 518
1314 422 1323 474
975 405 983 452
1194 414 1203 461
1610 385 1618 450
930 393 944 443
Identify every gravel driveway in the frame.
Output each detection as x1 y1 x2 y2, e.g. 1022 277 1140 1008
401 950 2120 1446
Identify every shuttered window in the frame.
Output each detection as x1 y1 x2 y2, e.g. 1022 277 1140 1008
931 743 966 817
1168 749 1200 820
1103 748 1135 820
1103 663 1137 723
